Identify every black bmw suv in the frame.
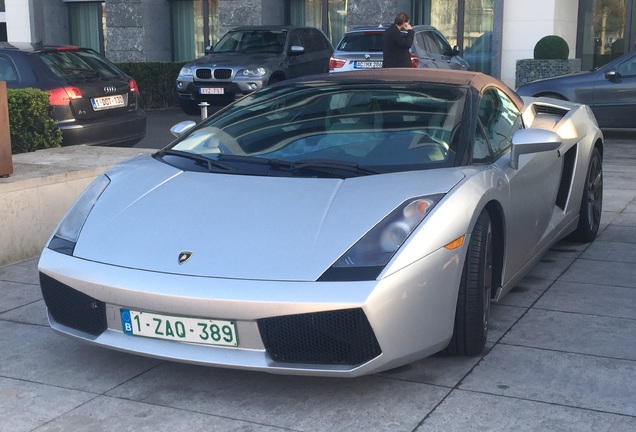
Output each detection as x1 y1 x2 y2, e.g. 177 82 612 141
0 42 146 146
176 25 333 115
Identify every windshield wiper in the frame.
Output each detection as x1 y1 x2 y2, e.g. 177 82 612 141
216 154 294 169
157 149 235 172
289 159 379 177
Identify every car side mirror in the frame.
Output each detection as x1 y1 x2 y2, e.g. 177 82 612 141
510 128 562 170
605 70 621 80
170 120 197 138
205 45 213 55
452 46 461 56
290 45 305 55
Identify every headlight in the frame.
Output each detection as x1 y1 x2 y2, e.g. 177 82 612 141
48 174 110 255
319 195 444 281
178 66 194 79
237 67 267 77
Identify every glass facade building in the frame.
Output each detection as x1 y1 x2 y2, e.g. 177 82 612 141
2 1 636 84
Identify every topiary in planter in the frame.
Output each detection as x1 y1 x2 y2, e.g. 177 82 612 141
534 35 569 60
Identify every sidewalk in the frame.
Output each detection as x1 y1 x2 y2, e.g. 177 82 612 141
0 129 635 431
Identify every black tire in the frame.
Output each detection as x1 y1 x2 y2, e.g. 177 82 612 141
179 99 201 116
445 211 493 356
570 147 603 242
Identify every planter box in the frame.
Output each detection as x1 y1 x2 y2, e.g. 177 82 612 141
515 58 581 88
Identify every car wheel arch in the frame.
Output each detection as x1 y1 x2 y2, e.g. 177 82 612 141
268 72 286 85
534 91 568 101
482 201 505 299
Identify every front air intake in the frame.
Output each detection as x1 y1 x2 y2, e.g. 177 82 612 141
39 273 107 336
258 309 382 365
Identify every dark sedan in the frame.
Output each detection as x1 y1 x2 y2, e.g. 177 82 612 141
0 42 146 146
516 50 636 128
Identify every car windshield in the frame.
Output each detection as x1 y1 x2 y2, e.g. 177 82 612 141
167 82 466 177
213 30 287 54
38 49 123 80
337 32 385 52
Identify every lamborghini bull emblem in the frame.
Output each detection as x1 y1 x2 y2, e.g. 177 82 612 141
178 251 193 265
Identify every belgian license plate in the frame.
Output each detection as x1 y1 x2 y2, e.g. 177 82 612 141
200 87 224 95
354 61 382 69
91 95 125 110
120 309 238 347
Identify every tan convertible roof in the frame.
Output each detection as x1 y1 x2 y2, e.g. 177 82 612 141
311 68 524 111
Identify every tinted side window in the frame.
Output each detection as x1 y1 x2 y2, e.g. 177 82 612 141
0 55 17 81
478 88 523 156
289 30 303 48
418 32 441 55
617 55 636 77
307 29 331 51
430 31 453 56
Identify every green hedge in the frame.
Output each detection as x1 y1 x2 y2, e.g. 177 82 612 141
116 61 186 110
534 35 569 60
7 88 62 154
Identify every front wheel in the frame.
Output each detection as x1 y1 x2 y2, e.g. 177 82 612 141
445 211 493 356
570 147 603 242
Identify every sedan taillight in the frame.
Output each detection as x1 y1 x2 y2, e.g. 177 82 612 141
129 79 140 94
410 54 419 68
48 87 83 106
329 56 346 71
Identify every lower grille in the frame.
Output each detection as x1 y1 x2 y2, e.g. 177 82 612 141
39 273 107 336
258 309 382 365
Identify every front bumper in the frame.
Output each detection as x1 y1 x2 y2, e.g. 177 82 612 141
176 79 266 103
38 244 464 377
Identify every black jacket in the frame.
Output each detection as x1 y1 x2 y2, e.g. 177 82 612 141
382 25 415 68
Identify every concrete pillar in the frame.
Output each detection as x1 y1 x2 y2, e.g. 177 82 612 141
0 81 13 177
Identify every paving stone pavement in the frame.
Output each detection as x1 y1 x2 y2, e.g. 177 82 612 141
1 125 635 431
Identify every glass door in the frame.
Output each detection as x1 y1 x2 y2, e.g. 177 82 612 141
578 0 636 70
412 0 497 75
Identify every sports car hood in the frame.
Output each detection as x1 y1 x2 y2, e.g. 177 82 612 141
72 156 464 281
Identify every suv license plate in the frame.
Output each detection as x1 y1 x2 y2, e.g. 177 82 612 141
354 61 382 69
120 309 238 347
91 95 125 110
200 87 225 95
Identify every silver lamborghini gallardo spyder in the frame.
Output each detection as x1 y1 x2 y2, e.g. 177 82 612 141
39 69 603 377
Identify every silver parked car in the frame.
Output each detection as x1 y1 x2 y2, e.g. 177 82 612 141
329 25 469 72
39 69 603 377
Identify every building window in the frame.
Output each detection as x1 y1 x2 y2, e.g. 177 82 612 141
68 2 105 54
1 0 7 42
288 0 347 45
578 0 635 70
412 0 497 76
171 0 218 61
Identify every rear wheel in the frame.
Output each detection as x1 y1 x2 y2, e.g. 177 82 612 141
570 147 603 242
445 211 493 356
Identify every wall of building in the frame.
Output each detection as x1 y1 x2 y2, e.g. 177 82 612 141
5 0 32 42
500 0 578 88
219 0 264 39
348 0 398 28
107 0 171 62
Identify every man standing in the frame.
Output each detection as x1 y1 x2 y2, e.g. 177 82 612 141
382 12 415 68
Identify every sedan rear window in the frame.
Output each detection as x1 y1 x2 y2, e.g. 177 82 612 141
169 82 466 176
337 32 384 52
38 49 123 80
